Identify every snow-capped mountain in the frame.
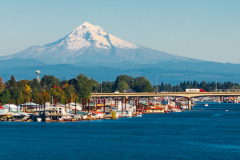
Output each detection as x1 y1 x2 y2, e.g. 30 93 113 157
1 22 195 64
66 22 139 50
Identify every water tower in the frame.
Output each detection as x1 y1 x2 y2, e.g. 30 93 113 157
35 70 41 82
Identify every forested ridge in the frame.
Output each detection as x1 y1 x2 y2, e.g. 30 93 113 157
0 74 239 105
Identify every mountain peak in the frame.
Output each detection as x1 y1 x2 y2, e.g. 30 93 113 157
65 22 138 50
82 21 92 26
74 21 104 34
67 22 109 50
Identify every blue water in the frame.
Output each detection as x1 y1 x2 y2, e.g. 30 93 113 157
1 103 240 160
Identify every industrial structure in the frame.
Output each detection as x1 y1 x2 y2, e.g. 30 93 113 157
35 70 41 82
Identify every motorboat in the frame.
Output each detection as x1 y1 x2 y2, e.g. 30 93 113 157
37 118 42 122
225 110 228 112
205 104 209 107
174 110 182 112
171 108 182 112
137 113 142 117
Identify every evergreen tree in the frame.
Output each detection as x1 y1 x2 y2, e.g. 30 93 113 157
2 89 11 104
31 78 42 92
6 75 17 88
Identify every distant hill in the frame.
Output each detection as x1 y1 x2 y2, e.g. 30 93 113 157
0 58 44 70
1 62 240 84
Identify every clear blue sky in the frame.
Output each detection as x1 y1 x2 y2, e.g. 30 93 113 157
0 0 240 63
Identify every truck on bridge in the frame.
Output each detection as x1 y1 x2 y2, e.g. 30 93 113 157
186 88 206 92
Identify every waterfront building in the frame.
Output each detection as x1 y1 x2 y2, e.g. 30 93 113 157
67 102 82 111
2 104 19 112
75 111 89 120
90 111 104 119
19 102 38 112
0 105 8 114
34 105 73 121
117 110 133 117
123 89 136 93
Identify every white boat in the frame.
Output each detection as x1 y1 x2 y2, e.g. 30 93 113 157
205 104 209 107
225 110 228 112
174 110 182 112
171 108 182 112
137 113 142 117
37 118 42 122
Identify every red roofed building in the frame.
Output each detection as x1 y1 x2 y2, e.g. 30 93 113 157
90 111 104 119
0 106 6 114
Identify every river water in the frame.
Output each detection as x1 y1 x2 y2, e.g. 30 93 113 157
1 102 240 160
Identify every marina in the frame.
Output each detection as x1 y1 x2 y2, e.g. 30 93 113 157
0 98 179 122
1 95 240 122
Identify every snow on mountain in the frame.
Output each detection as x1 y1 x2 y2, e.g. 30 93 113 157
1 22 195 64
51 21 139 51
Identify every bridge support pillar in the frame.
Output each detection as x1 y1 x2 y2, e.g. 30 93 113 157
188 98 192 110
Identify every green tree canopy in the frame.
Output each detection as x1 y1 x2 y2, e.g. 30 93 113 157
1 89 11 104
40 75 60 90
75 74 92 99
5 75 17 88
91 78 100 93
31 78 42 92
102 81 114 93
116 81 129 92
114 75 133 91
132 76 152 92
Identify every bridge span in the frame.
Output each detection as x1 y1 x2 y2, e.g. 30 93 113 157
91 92 240 110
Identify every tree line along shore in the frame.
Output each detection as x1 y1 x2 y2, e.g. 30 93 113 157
0 74 239 105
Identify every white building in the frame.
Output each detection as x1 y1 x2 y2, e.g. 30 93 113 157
68 103 82 111
34 105 73 121
0 106 7 114
117 110 133 117
2 104 19 112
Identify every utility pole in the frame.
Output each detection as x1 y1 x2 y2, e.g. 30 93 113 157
216 80 217 92
156 75 158 94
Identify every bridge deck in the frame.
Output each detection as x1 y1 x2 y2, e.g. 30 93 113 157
91 92 240 98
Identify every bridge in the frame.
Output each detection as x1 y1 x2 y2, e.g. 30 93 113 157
91 92 240 110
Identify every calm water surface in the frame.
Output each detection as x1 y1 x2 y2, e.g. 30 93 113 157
1 103 240 160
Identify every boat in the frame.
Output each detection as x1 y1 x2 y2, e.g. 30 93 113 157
225 110 228 112
137 113 142 117
174 110 182 112
37 118 42 122
205 104 209 107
